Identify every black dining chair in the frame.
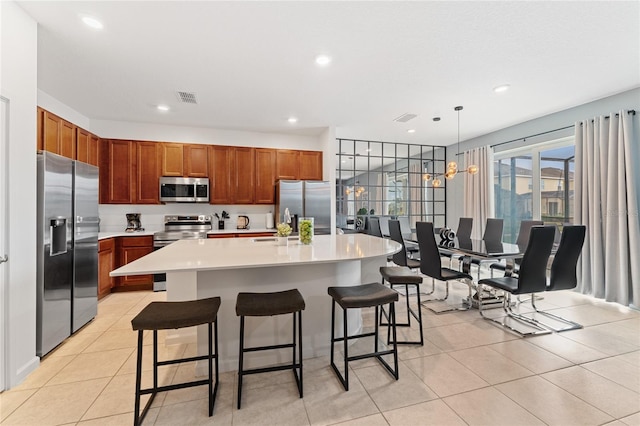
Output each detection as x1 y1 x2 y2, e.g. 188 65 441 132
441 217 473 268
489 220 543 277
368 217 383 238
469 218 504 280
477 225 556 337
379 220 423 344
417 222 474 313
528 225 586 332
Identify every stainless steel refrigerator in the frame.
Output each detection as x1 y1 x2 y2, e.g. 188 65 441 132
37 152 98 357
275 180 331 235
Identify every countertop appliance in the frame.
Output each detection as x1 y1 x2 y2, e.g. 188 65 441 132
159 176 209 203
126 213 144 232
37 152 99 357
275 180 331 235
237 215 250 230
152 215 213 291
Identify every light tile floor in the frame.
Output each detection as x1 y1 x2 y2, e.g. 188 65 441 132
2 280 639 425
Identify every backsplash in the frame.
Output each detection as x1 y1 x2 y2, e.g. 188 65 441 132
99 204 276 232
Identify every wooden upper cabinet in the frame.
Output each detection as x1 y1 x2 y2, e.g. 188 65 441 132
184 144 209 177
161 143 184 176
299 151 323 180
276 149 300 180
255 148 277 204
208 145 232 204
100 139 134 204
135 141 160 204
232 147 255 204
59 119 76 159
37 107 44 151
88 133 100 166
76 128 90 163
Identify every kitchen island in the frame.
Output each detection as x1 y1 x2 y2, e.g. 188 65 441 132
110 233 401 373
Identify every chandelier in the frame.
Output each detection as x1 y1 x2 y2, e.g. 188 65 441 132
345 182 365 197
423 105 478 187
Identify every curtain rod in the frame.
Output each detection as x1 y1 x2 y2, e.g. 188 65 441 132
486 109 636 151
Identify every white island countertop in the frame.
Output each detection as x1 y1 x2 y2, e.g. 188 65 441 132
111 233 401 276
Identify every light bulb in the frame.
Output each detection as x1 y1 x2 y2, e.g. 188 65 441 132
467 165 479 175
422 173 431 181
448 161 457 170
445 170 456 180
432 178 442 188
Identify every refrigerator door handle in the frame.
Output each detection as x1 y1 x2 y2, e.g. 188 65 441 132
76 216 100 224
0 254 7 264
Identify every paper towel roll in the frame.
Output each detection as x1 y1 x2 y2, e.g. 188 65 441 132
265 212 274 229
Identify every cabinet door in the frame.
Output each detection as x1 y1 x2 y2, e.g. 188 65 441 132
161 143 184 176
117 236 153 287
98 238 114 299
102 140 134 204
76 127 90 163
209 145 232 204
255 148 277 204
185 144 209 177
43 111 61 154
59 119 76 159
135 141 160 204
88 133 100 166
276 149 300 180
299 151 323 180
232 147 255 204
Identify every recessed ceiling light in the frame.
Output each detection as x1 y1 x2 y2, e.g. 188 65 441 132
407 129 416 133
288 117 298 123
81 16 103 30
493 84 511 93
315 55 332 66
157 105 170 112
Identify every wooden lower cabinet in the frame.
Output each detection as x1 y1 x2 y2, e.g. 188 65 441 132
98 238 115 299
114 235 154 290
207 234 236 238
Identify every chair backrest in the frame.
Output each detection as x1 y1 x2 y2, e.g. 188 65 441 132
548 225 586 291
456 217 473 240
367 217 383 238
516 226 556 294
388 220 409 266
416 221 444 280
483 218 504 241
379 216 391 237
516 220 544 246
397 216 412 239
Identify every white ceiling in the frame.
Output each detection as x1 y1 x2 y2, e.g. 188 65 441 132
17 1 640 145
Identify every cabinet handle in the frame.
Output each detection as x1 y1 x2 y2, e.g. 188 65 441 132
0 254 7 264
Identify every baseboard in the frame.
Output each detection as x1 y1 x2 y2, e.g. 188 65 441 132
9 356 40 389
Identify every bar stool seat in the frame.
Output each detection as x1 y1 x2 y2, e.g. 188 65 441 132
328 283 399 391
379 266 424 345
236 289 305 409
131 297 221 426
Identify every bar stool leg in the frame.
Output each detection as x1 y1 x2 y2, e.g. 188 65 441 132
208 322 213 416
134 330 143 426
153 330 158 394
298 310 303 397
237 316 245 410
343 306 349 391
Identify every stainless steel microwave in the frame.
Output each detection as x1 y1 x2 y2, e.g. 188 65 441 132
159 177 209 203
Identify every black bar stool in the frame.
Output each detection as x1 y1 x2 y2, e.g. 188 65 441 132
379 267 424 345
131 296 221 426
236 289 305 409
328 282 399 391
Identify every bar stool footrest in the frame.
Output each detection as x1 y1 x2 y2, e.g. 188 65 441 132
241 363 302 376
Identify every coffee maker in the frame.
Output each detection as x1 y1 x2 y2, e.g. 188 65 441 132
125 213 144 232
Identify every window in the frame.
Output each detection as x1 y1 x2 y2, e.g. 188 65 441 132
494 137 574 242
336 139 447 231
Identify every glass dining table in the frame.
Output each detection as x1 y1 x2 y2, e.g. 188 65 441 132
406 235 525 308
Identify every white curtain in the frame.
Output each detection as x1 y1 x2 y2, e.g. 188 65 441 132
409 163 421 228
575 110 640 307
463 146 494 239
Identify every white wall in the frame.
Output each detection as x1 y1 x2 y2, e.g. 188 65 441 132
0 1 40 388
37 89 91 130
446 88 640 230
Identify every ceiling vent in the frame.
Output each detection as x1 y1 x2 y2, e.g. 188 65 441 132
176 91 198 104
393 113 417 123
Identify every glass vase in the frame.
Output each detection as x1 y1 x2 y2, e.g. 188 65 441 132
298 217 314 245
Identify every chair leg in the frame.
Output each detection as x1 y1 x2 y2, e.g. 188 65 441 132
237 316 245 409
479 293 551 337
134 330 143 426
529 294 582 331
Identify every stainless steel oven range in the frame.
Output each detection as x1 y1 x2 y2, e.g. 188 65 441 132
152 214 212 290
